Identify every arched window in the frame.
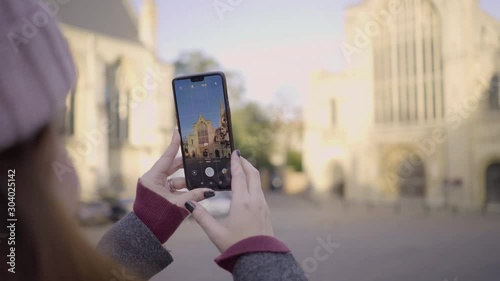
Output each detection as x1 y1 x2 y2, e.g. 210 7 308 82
486 163 500 204
373 0 444 124
65 89 76 136
198 122 209 144
488 73 499 111
106 59 129 142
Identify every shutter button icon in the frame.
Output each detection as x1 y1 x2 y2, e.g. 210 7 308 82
205 167 215 177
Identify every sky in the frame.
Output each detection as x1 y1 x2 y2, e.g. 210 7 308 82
133 0 500 108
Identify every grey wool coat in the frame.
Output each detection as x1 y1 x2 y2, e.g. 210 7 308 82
97 213 308 281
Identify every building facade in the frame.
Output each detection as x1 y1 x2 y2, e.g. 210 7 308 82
57 0 175 200
304 0 500 210
184 102 232 159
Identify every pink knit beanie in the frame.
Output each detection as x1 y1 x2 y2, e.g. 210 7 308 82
0 0 76 151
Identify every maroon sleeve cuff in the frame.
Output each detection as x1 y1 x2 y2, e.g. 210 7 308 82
133 180 189 244
215 236 291 272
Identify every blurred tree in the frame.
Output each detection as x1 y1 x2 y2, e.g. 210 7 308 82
174 51 220 75
286 150 303 172
232 102 275 170
173 51 244 104
225 71 245 105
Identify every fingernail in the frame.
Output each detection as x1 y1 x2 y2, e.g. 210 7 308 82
204 191 215 199
185 201 196 213
235 149 241 157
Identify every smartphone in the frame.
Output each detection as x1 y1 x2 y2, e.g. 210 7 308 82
172 72 234 190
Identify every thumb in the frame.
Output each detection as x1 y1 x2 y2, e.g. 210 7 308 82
185 201 225 248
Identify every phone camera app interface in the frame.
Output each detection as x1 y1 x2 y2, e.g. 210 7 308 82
175 75 232 189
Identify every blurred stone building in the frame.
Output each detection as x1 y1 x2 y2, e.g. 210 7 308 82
304 0 500 210
57 0 175 201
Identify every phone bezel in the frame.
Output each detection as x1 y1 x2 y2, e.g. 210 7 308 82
172 71 235 191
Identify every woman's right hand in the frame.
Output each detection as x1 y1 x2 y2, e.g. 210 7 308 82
185 150 274 253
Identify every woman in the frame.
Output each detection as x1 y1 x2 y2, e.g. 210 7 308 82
0 1 307 281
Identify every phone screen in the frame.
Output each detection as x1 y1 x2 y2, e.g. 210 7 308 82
173 73 233 190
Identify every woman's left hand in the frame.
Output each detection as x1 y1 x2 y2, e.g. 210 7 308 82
139 129 215 209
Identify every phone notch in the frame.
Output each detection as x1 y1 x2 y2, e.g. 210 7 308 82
190 75 205 82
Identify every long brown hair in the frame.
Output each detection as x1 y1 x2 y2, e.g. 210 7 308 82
0 125 134 281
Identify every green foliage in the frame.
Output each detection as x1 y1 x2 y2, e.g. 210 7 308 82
225 72 245 105
232 102 275 170
174 51 220 76
173 51 245 104
286 150 303 172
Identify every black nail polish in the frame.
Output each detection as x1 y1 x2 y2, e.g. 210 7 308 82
204 191 215 199
235 149 241 157
185 201 195 213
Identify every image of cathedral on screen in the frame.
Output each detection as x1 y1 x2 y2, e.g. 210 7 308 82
183 100 231 160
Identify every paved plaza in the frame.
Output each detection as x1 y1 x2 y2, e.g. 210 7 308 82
82 192 500 281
